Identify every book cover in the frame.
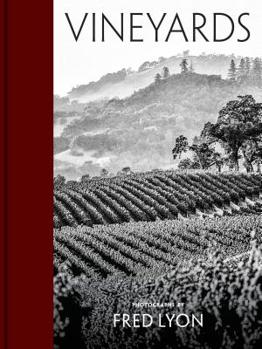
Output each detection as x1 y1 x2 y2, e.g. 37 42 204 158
53 1 262 348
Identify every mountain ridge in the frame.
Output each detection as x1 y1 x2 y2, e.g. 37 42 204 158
67 53 244 102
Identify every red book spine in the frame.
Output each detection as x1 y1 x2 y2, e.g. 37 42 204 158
3 1 53 348
1 0 6 346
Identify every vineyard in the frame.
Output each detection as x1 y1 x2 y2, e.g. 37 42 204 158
55 231 262 349
54 171 262 349
54 171 262 228
54 214 262 277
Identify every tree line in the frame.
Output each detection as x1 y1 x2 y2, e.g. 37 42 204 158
154 57 262 86
227 57 262 85
54 167 134 186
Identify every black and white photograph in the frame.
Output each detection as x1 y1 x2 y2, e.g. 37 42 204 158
53 1 262 348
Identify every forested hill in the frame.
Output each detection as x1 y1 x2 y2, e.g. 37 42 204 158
55 73 262 179
67 53 244 102
62 73 262 140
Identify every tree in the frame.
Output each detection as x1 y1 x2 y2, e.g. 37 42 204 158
205 95 262 171
189 141 217 170
245 57 251 77
121 167 132 175
80 174 90 183
237 58 246 82
212 152 224 172
241 137 262 172
228 59 237 81
173 134 223 171
189 61 194 73
138 61 150 72
100 168 109 177
172 135 188 159
200 122 217 144
154 73 162 84
224 154 238 171
162 66 170 79
180 59 189 74
178 158 199 170
251 58 262 86
116 168 132 176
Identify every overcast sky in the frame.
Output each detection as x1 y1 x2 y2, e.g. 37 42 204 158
54 0 262 95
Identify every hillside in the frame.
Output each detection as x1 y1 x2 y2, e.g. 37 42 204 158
54 171 262 229
54 214 262 277
54 236 262 349
54 170 262 348
55 73 262 179
67 53 243 102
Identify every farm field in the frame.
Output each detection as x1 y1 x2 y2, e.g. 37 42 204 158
54 171 262 228
54 171 262 349
54 214 262 277
75 238 262 349
54 212 262 349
